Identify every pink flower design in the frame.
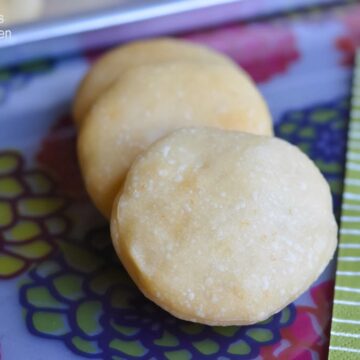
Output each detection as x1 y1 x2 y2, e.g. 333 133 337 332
82 22 300 83
260 280 334 359
183 23 300 83
336 5 360 66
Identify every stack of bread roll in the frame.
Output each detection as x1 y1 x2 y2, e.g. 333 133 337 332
74 38 337 326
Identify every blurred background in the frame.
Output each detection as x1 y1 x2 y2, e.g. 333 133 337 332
0 0 349 65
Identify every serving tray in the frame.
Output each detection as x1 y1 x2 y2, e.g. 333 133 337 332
0 2 359 359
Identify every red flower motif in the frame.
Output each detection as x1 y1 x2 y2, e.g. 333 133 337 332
260 280 334 359
183 23 300 83
36 115 86 200
336 5 360 66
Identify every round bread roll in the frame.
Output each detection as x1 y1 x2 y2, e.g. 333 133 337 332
111 127 337 326
78 62 273 218
73 38 238 125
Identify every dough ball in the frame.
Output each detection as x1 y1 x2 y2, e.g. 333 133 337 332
111 127 337 326
73 38 238 124
78 62 273 217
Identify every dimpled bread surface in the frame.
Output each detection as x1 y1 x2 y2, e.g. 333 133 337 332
78 62 273 218
73 38 238 125
111 127 337 326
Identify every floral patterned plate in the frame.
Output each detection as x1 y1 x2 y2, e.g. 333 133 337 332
1 3 360 359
